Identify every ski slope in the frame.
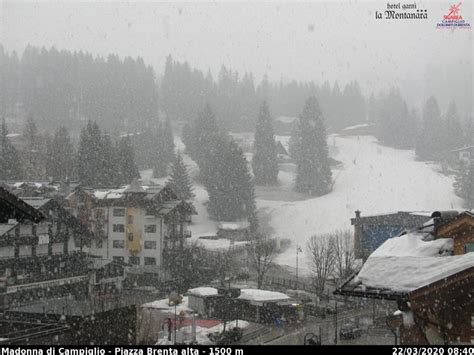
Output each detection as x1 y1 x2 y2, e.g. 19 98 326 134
258 135 464 273
142 134 463 273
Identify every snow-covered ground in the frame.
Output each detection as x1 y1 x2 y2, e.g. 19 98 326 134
259 135 464 273
142 134 464 273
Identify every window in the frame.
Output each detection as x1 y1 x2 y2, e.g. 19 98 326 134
465 243 474 253
113 240 124 249
127 215 133 224
128 233 134 241
129 256 140 265
113 224 125 233
96 239 103 248
113 208 125 217
144 257 156 265
144 241 157 249
113 256 124 263
145 225 157 233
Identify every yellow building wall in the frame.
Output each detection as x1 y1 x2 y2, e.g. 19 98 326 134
126 207 142 254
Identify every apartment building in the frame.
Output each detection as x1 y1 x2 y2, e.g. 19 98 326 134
64 181 196 271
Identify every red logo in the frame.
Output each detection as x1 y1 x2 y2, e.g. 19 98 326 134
437 2 471 29
444 2 463 20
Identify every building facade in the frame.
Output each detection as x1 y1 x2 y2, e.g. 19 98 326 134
0 188 94 310
64 182 196 272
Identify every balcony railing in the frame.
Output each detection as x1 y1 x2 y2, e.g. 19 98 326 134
164 230 192 240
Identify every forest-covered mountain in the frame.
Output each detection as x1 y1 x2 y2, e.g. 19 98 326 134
1 45 368 133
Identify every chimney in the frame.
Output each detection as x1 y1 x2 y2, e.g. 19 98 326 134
355 210 361 219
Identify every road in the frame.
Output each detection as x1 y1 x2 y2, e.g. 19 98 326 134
247 307 396 345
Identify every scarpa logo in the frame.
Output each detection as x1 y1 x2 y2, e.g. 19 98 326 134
437 2 471 29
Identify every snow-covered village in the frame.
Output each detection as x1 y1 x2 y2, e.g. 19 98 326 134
0 0 472 347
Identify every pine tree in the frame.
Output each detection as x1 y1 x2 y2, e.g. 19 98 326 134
187 103 220 184
189 103 219 162
294 96 332 196
206 136 257 229
117 135 140 184
443 101 463 154
456 161 474 208
416 96 442 161
288 121 300 161
181 122 193 154
75 121 103 185
46 126 74 181
99 133 119 185
167 153 194 200
153 124 170 178
22 115 44 179
0 119 22 180
163 118 175 163
252 101 278 185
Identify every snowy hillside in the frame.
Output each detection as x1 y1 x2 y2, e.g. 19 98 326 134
259 135 464 272
142 134 463 271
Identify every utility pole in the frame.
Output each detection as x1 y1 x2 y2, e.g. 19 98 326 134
334 301 338 345
372 298 376 324
296 246 302 290
174 303 177 344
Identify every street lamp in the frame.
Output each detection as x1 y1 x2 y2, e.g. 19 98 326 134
295 246 302 289
334 300 338 345
174 303 177 344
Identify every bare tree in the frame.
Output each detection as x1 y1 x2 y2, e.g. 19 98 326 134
214 247 237 287
332 230 357 283
247 235 276 289
307 233 335 296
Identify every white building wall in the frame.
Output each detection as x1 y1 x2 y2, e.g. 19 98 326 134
0 246 15 258
19 244 32 256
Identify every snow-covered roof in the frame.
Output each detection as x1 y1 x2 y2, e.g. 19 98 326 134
218 222 250 231
450 145 474 153
187 287 218 297
343 123 370 131
275 116 297 123
142 296 191 313
350 231 474 293
92 188 127 200
238 289 290 302
21 198 51 209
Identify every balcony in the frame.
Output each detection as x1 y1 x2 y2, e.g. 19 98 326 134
0 251 89 287
165 230 192 240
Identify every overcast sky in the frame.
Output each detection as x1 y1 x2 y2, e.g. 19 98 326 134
1 0 472 111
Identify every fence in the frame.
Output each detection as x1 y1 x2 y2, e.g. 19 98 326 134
264 276 312 292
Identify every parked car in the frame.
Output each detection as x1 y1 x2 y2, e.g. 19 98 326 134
339 323 362 340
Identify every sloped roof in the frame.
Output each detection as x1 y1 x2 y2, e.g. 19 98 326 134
238 289 291 302
20 198 51 210
0 187 45 223
336 228 474 298
123 179 146 194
